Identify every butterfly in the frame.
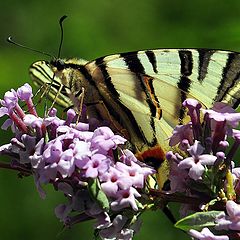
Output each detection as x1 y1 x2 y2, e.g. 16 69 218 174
29 49 240 187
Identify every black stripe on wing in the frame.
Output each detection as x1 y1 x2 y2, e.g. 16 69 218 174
121 51 158 146
197 49 215 82
94 56 157 147
217 52 240 108
177 50 193 123
95 57 120 99
121 51 159 119
121 51 145 74
145 50 158 74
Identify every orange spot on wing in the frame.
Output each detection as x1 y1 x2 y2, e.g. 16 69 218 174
143 76 162 120
135 144 165 170
136 144 169 189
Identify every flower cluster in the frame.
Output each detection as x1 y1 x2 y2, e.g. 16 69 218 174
0 83 239 240
167 99 240 239
0 84 155 240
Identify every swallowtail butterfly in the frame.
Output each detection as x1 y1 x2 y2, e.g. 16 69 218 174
29 48 240 186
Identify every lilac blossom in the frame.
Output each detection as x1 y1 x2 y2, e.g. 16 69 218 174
203 102 240 129
232 167 240 196
0 83 156 240
98 214 141 240
1 82 240 240
189 227 229 240
111 187 141 211
169 122 193 150
0 88 18 112
166 151 188 193
216 200 240 231
167 99 240 187
100 167 125 197
166 98 240 239
82 153 111 179
178 140 217 180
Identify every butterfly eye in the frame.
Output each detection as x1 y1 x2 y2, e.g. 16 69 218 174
51 59 65 70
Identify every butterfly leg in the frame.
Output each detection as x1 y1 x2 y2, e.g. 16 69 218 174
32 82 52 110
46 84 64 115
75 87 85 123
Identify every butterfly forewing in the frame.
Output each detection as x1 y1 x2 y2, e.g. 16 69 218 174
97 49 239 108
29 48 240 176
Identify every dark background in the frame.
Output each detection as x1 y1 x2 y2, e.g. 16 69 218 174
0 1 240 239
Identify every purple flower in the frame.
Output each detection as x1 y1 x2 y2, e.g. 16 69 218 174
111 187 141 211
43 138 62 164
0 143 12 155
99 214 128 239
0 89 18 111
99 214 140 240
71 189 95 213
73 140 92 165
166 151 188 193
120 149 138 164
55 204 72 222
17 83 37 116
183 99 202 140
115 161 145 189
169 123 193 149
178 140 217 180
1 118 13 130
212 102 236 113
4 83 240 240
183 98 201 125
0 89 28 132
30 138 44 168
19 134 37 164
64 109 76 126
232 129 240 140
216 200 240 231
203 103 240 128
94 212 111 229
189 227 229 240
0 106 10 118
91 127 126 154
57 182 74 195
100 167 123 197
57 149 75 178
82 153 111 179
17 83 33 101
120 150 156 178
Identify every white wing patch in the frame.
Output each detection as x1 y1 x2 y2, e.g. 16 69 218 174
191 51 228 107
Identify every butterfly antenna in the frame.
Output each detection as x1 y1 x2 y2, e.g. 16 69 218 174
7 36 54 59
57 15 67 58
44 15 67 116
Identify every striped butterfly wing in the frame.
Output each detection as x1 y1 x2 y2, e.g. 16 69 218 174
29 49 240 186
84 49 240 153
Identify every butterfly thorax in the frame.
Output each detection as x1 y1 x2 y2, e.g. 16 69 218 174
50 58 101 108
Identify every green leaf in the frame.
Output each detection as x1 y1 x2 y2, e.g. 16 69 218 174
175 211 223 231
88 178 110 211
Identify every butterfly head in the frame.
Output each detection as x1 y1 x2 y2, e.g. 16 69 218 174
50 59 66 71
